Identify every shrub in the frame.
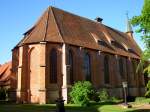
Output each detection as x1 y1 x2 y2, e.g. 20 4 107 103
0 88 7 100
135 97 146 103
110 97 123 103
98 89 109 102
69 81 95 106
145 81 150 98
91 91 100 102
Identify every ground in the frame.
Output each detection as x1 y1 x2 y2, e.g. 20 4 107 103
0 102 150 112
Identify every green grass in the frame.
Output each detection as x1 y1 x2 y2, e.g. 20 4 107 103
133 97 150 104
0 103 139 112
0 99 150 112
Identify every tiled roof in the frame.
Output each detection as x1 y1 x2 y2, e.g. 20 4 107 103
16 6 142 59
0 62 13 86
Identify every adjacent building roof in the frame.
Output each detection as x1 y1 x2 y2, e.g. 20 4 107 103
16 6 142 59
0 62 12 86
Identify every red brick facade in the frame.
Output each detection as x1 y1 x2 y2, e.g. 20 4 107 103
11 43 145 104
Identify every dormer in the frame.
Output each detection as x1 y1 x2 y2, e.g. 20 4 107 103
111 40 126 51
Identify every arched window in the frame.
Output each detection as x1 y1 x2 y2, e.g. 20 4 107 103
50 49 57 83
119 58 124 78
104 56 110 84
83 53 91 81
68 50 74 84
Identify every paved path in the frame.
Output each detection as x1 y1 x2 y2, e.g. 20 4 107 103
137 104 150 109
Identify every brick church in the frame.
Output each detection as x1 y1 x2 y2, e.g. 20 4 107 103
9 6 145 104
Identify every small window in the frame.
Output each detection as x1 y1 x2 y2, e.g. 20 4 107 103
98 40 112 49
111 41 126 51
128 48 138 55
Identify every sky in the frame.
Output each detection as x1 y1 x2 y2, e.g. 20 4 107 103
0 0 144 64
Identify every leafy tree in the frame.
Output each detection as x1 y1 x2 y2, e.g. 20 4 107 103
131 0 150 76
69 81 95 106
145 81 150 97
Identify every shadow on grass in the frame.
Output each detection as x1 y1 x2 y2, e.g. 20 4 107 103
0 104 56 112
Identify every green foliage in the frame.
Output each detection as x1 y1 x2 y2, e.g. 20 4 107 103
131 0 150 76
91 91 100 102
136 49 150 75
135 97 146 103
110 97 123 103
69 81 95 106
98 89 110 102
0 88 7 100
145 81 150 97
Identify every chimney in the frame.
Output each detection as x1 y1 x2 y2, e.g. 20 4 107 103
95 17 103 23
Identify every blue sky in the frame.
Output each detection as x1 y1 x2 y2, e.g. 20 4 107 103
0 0 144 64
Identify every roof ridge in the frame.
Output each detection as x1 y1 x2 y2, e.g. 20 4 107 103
50 7 64 43
43 7 51 41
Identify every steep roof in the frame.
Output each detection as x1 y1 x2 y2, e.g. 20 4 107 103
0 62 13 86
16 6 142 59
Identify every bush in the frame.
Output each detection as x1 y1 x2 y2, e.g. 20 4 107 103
69 81 95 106
135 97 146 103
145 81 150 98
91 91 100 102
98 89 109 102
110 97 123 103
0 88 7 100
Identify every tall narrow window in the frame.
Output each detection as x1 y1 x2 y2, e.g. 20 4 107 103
83 53 91 81
68 50 74 84
104 56 110 84
119 58 124 78
132 59 137 80
50 49 57 83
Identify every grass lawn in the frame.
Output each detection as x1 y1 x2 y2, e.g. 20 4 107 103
0 99 150 112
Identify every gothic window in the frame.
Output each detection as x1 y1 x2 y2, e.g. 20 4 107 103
126 58 129 82
119 58 124 78
68 50 74 84
104 56 110 84
83 53 91 81
132 59 137 80
50 48 57 83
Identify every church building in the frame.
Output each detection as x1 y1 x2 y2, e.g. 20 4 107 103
11 6 145 104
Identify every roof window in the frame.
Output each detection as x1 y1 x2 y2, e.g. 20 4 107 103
111 40 126 51
98 40 112 49
128 48 137 55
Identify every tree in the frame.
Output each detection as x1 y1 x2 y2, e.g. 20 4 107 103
131 0 150 76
